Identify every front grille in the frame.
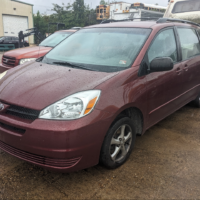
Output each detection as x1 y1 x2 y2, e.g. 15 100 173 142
2 56 16 67
6 105 40 121
0 140 81 168
0 122 25 134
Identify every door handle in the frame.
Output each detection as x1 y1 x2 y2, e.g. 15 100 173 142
176 67 182 75
184 64 188 71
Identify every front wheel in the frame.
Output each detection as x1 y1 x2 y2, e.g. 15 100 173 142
100 117 136 169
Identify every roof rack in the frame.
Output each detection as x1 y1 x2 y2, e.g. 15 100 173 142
100 17 200 27
157 18 200 27
101 17 160 24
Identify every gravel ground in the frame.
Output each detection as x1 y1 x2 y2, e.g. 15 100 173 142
1 104 200 199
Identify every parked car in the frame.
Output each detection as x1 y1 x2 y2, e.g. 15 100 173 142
0 29 76 73
0 36 29 49
0 18 200 172
164 0 200 23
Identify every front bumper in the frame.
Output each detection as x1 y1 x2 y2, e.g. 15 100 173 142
0 63 12 73
0 108 114 172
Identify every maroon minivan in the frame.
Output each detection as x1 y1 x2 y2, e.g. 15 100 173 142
0 18 200 172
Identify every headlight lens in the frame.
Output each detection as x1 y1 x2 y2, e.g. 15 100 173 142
19 58 36 65
0 71 7 80
39 90 101 120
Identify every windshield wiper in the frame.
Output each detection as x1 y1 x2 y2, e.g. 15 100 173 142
42 45 53 47
52 61 97 71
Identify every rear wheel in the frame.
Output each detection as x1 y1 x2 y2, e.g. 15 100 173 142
192 93 200 108
100 117 136 169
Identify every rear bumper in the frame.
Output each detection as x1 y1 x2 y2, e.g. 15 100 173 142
0 63 12 73
0 109 114 172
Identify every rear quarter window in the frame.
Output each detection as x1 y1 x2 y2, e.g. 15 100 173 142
177 28 200 60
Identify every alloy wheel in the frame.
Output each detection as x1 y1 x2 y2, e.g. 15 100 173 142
109 124 132 163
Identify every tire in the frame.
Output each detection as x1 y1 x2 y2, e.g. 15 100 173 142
192 93 200 108
100 117 136 169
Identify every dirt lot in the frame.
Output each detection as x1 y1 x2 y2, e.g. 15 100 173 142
1 104 200 199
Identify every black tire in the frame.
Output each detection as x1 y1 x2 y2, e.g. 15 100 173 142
192 93 200 108
100 117 136 169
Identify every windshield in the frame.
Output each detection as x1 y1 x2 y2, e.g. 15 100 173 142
0 37 4 41
39 32 73 47
172 0 200 13
42 28 151 72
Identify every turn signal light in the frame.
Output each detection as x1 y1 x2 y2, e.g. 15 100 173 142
84 97 98 115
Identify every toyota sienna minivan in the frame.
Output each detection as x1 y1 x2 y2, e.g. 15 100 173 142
0 19 200 172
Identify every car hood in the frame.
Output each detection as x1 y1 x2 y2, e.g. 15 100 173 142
0 62 119 110
3 46 52 59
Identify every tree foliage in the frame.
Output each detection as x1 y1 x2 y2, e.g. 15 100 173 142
33 0 98 43
100 0 106 5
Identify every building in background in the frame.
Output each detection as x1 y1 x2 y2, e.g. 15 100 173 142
0 0 34 44
97 2 167 22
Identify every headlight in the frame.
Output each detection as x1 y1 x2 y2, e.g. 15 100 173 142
19 58 36 65
39 90 101 120
0 71 7 80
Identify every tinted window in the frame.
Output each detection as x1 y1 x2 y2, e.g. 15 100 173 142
5 37 11 41
43 28 152 72
172 0 200 13
148 29 177 63
177 28 200 60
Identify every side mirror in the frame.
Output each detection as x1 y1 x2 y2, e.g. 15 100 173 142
150 57 174 73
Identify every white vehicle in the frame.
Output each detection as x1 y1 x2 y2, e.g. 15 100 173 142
164 0 200 23
109 2 165 21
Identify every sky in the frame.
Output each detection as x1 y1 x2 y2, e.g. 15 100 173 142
19 0 169 14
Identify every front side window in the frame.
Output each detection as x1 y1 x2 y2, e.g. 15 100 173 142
42 28 152 72
177 28 200 60
172 0 200 13
148 29 177 63
39 32 72 47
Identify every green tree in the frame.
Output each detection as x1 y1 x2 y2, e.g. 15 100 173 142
100 0 106 5
34 11 49 43
73 0 85 27
33 0 98 41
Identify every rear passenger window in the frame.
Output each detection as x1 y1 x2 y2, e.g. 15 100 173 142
148 29 177 63
177 28 200 60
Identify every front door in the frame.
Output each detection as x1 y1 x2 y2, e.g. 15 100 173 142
145 28 184 127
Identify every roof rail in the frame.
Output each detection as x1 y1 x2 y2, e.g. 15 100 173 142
101 17 160 24
157 18 200 27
